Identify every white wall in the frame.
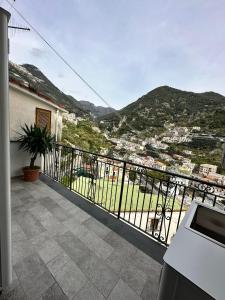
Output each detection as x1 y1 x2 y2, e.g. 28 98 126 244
9 83 64 140
10 142 42 177
9 84 65 177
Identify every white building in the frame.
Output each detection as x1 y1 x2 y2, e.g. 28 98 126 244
182 162 196 172
63 112 77 124
153 161 167 171
199 164 218 176
9 81 67 177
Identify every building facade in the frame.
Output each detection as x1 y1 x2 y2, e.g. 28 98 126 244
199 164 218 176
9 81 67 177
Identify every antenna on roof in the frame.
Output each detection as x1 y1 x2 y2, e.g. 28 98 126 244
8 24 30 31
6 0 30 31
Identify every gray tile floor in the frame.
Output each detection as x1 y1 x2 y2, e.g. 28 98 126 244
1 179 161 300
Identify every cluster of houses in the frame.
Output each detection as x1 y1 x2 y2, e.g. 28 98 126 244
161 127 192 144
111 137 145 152
108 124 225 187
145 138 168 150
125 154 167 171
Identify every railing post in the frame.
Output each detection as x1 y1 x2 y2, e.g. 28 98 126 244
69 149 74 190
43 152 46 174
118 161 126 219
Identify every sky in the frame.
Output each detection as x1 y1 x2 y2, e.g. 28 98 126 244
1 0 225 109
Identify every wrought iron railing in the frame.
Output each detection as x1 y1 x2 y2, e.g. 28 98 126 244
43 144 225 246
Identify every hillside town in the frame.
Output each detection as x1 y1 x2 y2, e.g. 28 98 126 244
62 112 225 188
106 125 225 187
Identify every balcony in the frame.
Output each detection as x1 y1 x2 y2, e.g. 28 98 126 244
44 145 225 246
3 177 163 300
2 144 225 300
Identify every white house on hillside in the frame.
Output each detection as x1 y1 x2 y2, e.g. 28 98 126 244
199 164 218 176
9 80 67 177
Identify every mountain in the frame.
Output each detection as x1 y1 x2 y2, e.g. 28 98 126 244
9 62 87 116
79 100 115 117
99 86 225 136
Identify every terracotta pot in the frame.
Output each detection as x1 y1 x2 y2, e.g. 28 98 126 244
23 167 40 182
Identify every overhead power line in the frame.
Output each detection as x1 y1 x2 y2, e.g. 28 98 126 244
5 0 112 107
5 0 136 133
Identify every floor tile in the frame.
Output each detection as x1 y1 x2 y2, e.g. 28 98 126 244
54 231 91 264
39 197 59 211
15 211 46 238
108 279 141 300
37 239 64 264
65 223 113 260
104 231 137 256
63 207 90 224
105 250 132 274
129 250 161 278
12 239 34 266
83 217 111 239
21 270 55 299
120 263 148 295
47 252 71 276
41 282 68 300
14 253 47 280
29 203 53 222
77 254 119 298
0 284 28 300
50 206 71 222
141 277 160 300
73 281 105 300
40 214 68 236
11 221 27 242
47 253 87 299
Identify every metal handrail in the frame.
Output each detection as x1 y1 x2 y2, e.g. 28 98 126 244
43 144 225 246
56 143 225 190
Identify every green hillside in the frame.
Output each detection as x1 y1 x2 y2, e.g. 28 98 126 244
100 86 225 136
62 119 111 152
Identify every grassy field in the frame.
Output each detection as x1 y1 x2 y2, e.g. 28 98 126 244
71 177 183 212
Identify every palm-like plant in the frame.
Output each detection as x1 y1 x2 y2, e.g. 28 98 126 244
17 124 55 169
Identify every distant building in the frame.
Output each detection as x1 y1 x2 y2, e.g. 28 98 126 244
192 126 201 131
199 164 218 176
143 156 155 167
64 112 76 120
205 173 225 186
183 150 192 156
173 154 184 161
182 162 195 172
153 161 166 171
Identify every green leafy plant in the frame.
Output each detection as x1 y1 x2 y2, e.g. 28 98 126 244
17 124 55 169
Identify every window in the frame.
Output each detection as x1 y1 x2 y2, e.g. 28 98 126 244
35 108 51 132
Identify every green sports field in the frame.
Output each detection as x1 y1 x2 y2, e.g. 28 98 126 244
70 177 184 212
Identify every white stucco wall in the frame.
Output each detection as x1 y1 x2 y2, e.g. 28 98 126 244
10 142 42 177
9 83 64 140
9 83 66 177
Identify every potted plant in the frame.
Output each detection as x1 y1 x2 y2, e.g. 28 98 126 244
17 124 54 182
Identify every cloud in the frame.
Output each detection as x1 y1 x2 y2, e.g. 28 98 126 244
5 0 225 108
30 47 46 58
